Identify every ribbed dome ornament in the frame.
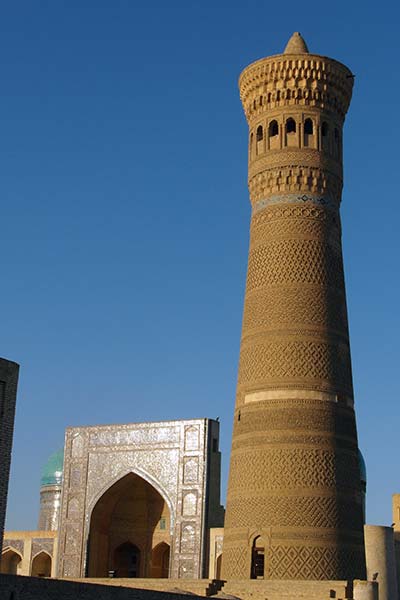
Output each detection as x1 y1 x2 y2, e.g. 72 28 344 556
284 31 309 54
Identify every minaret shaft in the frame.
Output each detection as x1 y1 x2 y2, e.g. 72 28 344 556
222 36 366 580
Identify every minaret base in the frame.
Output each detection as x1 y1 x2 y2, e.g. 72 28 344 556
220 579 376 600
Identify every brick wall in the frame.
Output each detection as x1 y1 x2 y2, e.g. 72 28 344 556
0 358 19 555
0 574 205 600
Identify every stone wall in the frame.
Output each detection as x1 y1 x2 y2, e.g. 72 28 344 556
364 525 398 600
0 574 206 600
0 358 19 554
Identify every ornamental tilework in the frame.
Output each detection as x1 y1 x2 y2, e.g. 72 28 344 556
57 419 222 580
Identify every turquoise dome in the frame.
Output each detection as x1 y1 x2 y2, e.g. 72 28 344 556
358 449 367 484
40 449 64 487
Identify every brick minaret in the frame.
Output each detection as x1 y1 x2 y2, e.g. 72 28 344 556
222 33 366 580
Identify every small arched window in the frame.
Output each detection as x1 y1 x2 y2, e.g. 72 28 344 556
259 96 263 106
269 121 278 137
304 119 313 135
256 125 263 142
286 118 296 133
322 122 329 137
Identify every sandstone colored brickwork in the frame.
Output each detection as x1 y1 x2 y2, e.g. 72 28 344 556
221 579 352 600
1 530 57 577
0 358 19 555
222 33 366 580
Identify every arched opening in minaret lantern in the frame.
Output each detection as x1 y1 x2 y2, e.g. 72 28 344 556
87 472 171 578
285 118 297 147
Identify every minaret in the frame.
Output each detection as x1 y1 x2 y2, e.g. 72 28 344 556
222 33 366 580
38 450 63 531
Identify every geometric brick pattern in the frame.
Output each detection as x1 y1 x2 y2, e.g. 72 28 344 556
269 545 365 580
249 204 339 241
246 240 344 291
237 340 352 393
222 35 366 580
248 165 343 204
239 55 353 121
221 547 248 578
242 286 348 335
228 447 360 493
224 495 364 530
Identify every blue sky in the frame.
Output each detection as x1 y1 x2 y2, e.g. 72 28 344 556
2 1 399 530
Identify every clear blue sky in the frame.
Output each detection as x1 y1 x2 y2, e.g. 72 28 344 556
2 1 399 530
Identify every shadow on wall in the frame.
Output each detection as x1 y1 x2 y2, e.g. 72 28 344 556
0 573 199 600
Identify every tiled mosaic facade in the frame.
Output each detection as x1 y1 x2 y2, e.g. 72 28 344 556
57 418 223 579
0 358 19 555
222 33 366 580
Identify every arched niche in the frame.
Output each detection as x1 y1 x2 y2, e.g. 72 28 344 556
113 542 140 578
31 551 52 577
0 548 23 574
87 472 171 578
151 542 170 578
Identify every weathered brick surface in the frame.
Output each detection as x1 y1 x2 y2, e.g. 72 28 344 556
0 358 19 555
220 579 355 599
0 574 207 600
223 32 366 581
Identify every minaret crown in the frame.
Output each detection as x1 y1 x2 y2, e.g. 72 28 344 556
284 31 309 54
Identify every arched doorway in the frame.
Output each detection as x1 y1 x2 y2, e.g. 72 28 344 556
31 551 52 577
251 536 265 579
87 472 171 578
151 542 170 578
113 542 140 578
0 549 22 574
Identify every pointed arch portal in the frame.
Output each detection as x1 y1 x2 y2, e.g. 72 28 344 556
87 472 171 578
